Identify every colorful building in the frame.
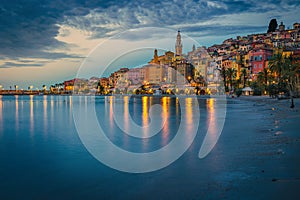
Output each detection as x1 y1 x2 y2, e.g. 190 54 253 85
64 79 75 92
249 48 273 77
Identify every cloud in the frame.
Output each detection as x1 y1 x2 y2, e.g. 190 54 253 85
0 0 120 60
61 0 300 42
0 62 45 68
0 0 299 63
207 1 227 9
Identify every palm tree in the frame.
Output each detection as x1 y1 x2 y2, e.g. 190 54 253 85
241 68 247 88
269 53 300 107
257 67 270 94
226 68 237 91
42 85 46 94
269 53 284 83
282 57 300 108
220 67 228 91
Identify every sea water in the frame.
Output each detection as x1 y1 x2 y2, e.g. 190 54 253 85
0 94 267 199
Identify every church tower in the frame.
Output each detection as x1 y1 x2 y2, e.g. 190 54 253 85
153 49 158 63
175 30 182 56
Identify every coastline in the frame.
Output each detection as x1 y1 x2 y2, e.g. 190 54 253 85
219 95 300 199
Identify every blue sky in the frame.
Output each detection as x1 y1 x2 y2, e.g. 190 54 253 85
0 0 299 89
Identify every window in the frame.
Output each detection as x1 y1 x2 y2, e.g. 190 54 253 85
259 64 262 68
254 65 257 69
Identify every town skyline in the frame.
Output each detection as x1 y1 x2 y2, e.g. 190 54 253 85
2 18 299 99
1 19 299 91
1 0 300 89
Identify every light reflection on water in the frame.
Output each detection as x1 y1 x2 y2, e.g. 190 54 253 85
0 95 224 162
15 95 19 132
92 95 207 154
0 95 2 135
43 95 48 137
206 98 216 136
0 95 221 150
0 94 227 199
29 95 34 136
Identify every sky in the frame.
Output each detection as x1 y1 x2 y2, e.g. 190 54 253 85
0 0 299 89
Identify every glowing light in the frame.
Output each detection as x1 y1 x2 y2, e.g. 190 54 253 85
43 95 48 135
161 97 170 146
142 96 149 127
15 95 19 131
206 98 216 136
29 95 34 136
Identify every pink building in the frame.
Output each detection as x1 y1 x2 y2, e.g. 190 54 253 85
249 48 273 77
125 68 144 85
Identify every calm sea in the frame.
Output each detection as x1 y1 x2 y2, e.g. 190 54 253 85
0 95 260 199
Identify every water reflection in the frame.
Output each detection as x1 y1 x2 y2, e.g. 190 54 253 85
50 96 54 127
68 96 73 126
123 96 129 147
161 97 170 146
43 95 48 136
185 98 193 141
0 95 2 135
29 95 34 136
123 96 129 132
142 96 149 127
109 96 114 131
15 95 19 132
102 96 200 152
206 98 216 136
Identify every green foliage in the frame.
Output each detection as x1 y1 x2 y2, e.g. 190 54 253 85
253 88 262 96
268 84 278 97
235 88 243 97
269 53 300 97
267 19 278 33
225 86 229 93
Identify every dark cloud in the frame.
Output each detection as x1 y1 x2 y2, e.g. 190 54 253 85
0 0 122 59
183 25 267 37
0 0 298 63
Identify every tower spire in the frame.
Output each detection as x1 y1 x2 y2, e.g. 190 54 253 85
175 30 182 56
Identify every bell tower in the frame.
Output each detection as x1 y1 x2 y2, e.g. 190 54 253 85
175 30 182 56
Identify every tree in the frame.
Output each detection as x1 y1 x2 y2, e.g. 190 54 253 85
267 19 278 33
269 53 284 83
220 67 228 92
97 82 105 95
226 68 237 91
269 53 300 107
281 57 300 108
42 85 46 93
241 68 248 88
257 68 270 94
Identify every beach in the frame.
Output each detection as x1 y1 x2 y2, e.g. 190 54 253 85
211 96 300 199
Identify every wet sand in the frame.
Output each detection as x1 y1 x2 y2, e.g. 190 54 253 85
218 96 300 199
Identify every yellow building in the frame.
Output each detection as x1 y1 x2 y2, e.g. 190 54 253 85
143 64 166 84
